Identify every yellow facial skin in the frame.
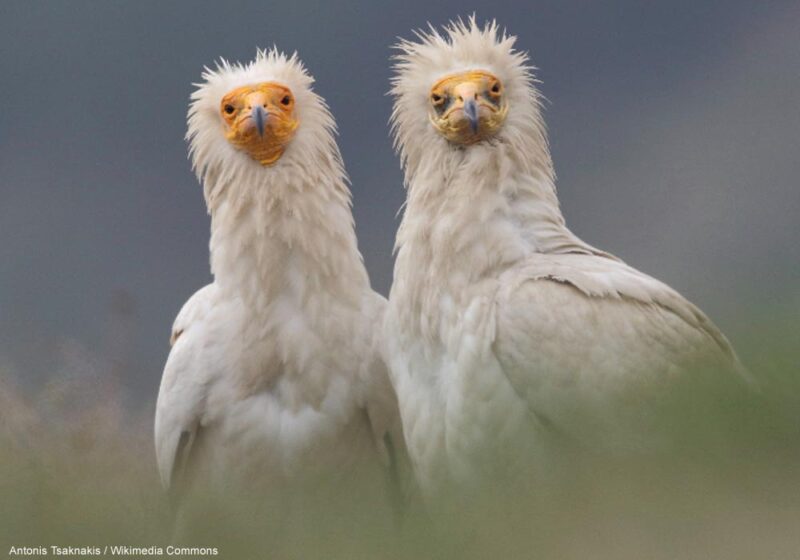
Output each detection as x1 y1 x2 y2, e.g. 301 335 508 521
220 82 299 166
429 70 508 145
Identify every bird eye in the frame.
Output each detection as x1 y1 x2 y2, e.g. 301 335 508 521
223 104 235 115
281 95 291 106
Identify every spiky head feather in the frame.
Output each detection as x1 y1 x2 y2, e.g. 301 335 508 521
390 17 553 185
184 49 366 306
187 48 348 211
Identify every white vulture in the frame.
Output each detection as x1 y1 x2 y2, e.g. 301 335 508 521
154 50 402 533
384 19 750 500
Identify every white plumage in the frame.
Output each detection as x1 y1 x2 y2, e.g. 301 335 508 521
154 51 400 517
384 19 748 498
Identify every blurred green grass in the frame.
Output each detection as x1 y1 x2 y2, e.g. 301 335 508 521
1 303 798 559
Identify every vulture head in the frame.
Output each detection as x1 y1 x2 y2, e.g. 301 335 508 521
187 49 344 208
391 17 552 180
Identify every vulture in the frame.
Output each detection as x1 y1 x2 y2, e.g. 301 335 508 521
384 18 750 500
154 50 402 535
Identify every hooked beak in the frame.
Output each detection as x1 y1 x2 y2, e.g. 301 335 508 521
252 105 267 137
428 70 508 145
463 99 479 133
221 82 299 166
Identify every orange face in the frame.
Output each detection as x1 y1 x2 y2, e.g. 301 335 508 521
429 70 508 144
220 82 299 166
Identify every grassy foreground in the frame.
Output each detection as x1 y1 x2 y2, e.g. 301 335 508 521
1 306 798 559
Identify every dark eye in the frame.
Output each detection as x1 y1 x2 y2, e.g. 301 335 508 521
431 93 443 104
281 95 291 106
223 104 235 115
491 82 501 94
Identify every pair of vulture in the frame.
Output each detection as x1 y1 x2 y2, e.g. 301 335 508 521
155 18 749 536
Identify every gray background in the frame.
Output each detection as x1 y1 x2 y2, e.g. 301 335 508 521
1 1 797 400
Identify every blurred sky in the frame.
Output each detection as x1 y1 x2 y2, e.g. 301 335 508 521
1 1 798 399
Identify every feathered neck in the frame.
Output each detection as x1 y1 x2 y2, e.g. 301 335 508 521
395 134 603 285
205 156 368 312
390 131 613 342
389 19 615 296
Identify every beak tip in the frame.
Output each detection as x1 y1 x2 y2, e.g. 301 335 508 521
253 106 267 137
464 100 479 133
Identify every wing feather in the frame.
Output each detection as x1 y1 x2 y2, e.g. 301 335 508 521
492 254 748 448
154 284 217 491
360 291 413 517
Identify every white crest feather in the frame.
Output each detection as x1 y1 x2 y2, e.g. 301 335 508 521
184 49 365 306
389 17 605 260
390 17 552 186
187 48 348 212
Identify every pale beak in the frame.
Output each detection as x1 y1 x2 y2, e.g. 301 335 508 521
453 81 482 133
463 99 479 133
252 105 267 137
